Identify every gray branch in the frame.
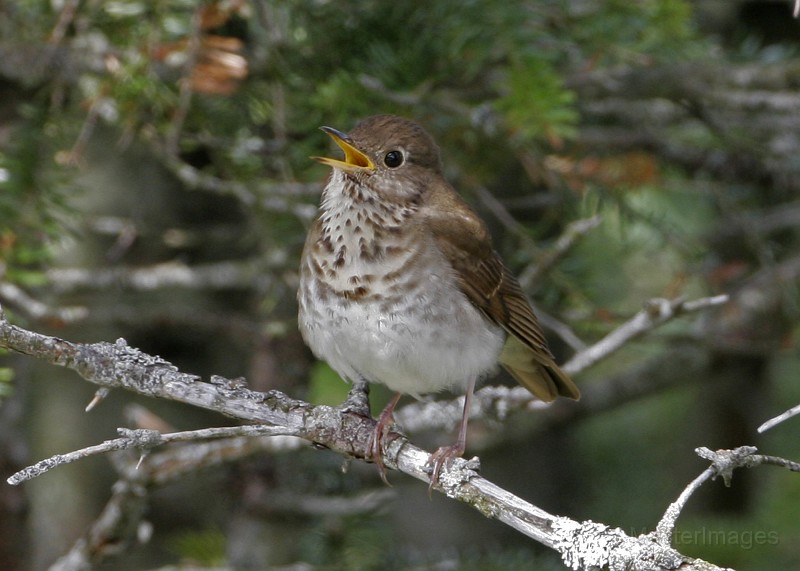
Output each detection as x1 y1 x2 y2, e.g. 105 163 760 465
47 430 299 571
45 258 278 294
0 306 740 570
656 446 800 547
562 295 729 374
7 425 301 486
759 403 800 433
397 294 728 437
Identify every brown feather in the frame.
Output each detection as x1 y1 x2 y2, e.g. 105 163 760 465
422 178 580 402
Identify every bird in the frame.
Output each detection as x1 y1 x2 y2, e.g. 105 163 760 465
297 114 579 488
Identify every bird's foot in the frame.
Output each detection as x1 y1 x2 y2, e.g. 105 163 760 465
426 441 466 494
367 405 400 485
341 379 371 417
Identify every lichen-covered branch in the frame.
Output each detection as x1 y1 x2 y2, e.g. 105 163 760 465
0 306 740 570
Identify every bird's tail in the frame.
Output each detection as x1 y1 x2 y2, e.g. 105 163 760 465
499 335 580 402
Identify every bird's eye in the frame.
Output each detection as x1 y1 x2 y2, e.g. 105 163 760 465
383 150 404 168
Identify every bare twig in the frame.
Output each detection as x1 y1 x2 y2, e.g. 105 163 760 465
0 281 88 323
48 0 80 45
159 151 319 218
758 403 800 433
398 342 710 442
535 306 588 351
62 91 111 166
397 295 725 437
656 446 800 546
257 488 396 517
85 388 111 412
48 430 301 571
48 475 148 571
655 465 717 546
45 259 277 294
518 215 602 290
563 295 729 374
7 430 156 486
0 306 733 570
473 185 538 248
165 8 203 155
0 259 282 327
7 425 301 486
358 74 428 106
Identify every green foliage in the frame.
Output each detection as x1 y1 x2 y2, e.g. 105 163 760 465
0 350 14 402
2 1 798 570
674 516 789 570
299 514 561 571
494 55 577 145
566 178 710 321
299 514 392 571
567 0 699 64
307 361 351 405
0 102 74 284
165 527 226 566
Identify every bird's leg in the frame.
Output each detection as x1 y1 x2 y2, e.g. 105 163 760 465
368 391 403 485
427 378 476 492
342 378 371 417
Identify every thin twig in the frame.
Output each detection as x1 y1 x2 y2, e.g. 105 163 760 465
655 466 716 546
7 425 299 485
45 259 277 294
49 427 301 571
165 8 203 155
391 294 725 436
536 306 588 351
48 0 80 45
0 307 733 570
758 403 800 433
159 150 319 218
655 446 800 547
0 281 88 323
63 93 104 165
562 295 729 375
518 215 602 290
473 185 538 248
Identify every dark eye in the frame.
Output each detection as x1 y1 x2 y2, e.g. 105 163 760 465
383 150 403 168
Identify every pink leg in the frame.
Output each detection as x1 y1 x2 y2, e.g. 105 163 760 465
368 392 403 485
427 378 476 491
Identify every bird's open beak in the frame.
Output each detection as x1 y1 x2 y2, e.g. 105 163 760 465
312 126 375 172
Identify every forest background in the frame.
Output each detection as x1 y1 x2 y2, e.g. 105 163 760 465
1 1 800 569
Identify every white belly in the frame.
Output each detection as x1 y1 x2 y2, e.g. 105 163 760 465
299 260 505 397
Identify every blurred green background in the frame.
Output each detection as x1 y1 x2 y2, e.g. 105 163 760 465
1 1 799 569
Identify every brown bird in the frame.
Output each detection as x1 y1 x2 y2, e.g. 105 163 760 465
298 115 579 487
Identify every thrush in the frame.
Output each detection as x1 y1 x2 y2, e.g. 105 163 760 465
298 115 579 488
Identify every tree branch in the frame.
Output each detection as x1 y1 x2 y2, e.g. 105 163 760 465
656 446 800 546
759 403 800 433
7 425 301 486
0 281 88 324
47 431 300 571
396 294 727 439
562 295 729 374
518 215 603 291
0 306 743 570
45 259 277 294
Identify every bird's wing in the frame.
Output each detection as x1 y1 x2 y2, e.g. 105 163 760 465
421 182 579 401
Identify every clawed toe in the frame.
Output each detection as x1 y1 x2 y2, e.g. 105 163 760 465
426 443 465 493
368 419 394 485
367 392 404 485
